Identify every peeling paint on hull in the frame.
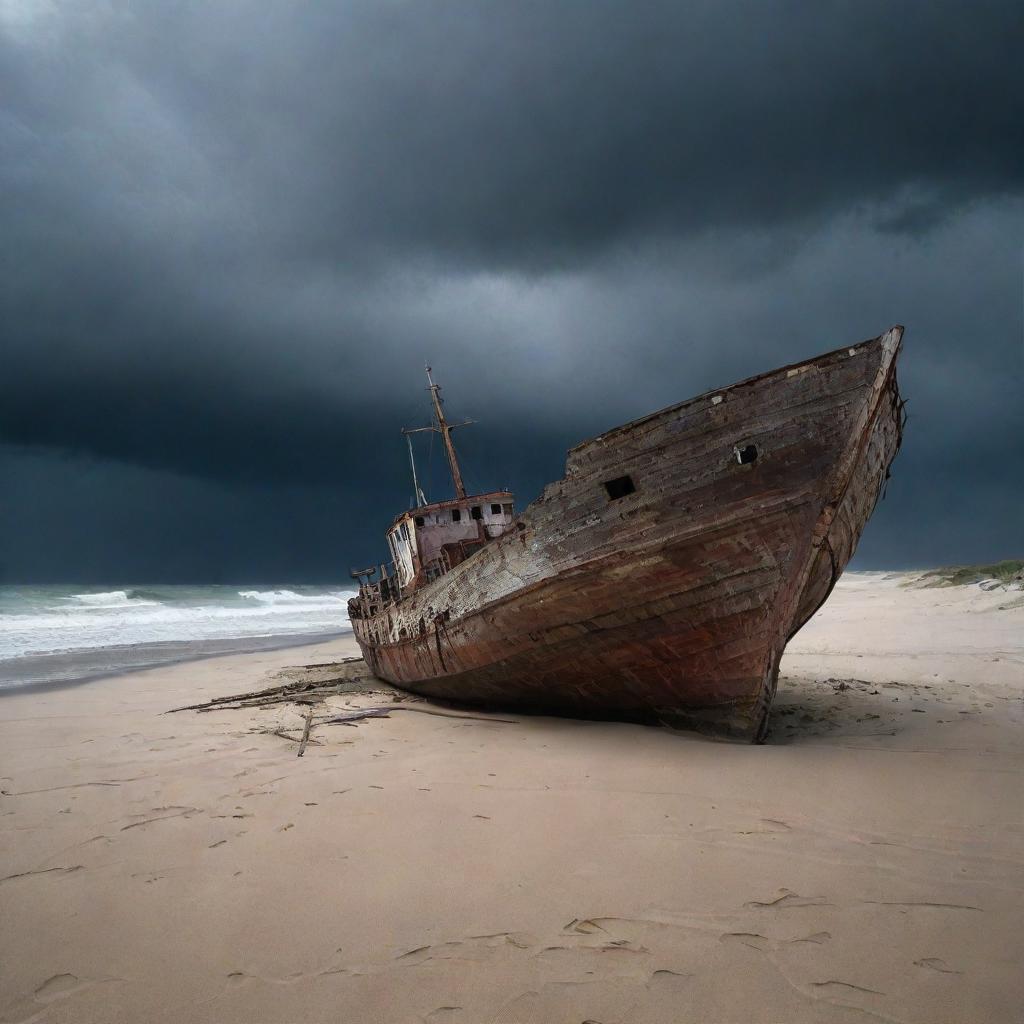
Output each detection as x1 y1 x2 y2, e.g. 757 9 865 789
350 327 905 742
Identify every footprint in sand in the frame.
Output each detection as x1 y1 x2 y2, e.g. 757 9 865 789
119 806 201 832
914 957 962 974
720 932 771 952
563 918 609 935
744 888 831 909
424 1008 462 1021
650 969 690 987
35 974 90 1003
810 980 885 996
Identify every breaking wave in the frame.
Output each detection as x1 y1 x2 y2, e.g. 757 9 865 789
0 584 355 663
68 589 160 608
237 589 341 606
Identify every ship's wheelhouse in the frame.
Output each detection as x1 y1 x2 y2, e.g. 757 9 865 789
387 491 515 590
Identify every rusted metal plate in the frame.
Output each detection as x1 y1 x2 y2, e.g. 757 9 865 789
349 327 905 741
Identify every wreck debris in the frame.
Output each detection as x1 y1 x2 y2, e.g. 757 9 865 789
166 663 384 714
266 728 321 748
320 707 518 726
168 657 517 757
296 707 314 757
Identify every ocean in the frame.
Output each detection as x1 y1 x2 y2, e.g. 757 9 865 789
0 585 355 692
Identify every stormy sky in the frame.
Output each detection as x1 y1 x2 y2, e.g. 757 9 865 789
1 1 1021 583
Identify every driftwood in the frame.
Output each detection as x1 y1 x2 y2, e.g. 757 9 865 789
166 676 381 714
165 675 512 725
165 662 518 758
320 707 518 726
267 728 322 747
321 708 392 725
296 707 314 757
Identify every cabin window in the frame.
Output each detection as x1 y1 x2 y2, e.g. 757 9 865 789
435 515 444 525
414 516 424 527
451 508 462 523
490 503 502 515
604 475 636 500
735 443 758 465
502 503 513 515
471 505 482 520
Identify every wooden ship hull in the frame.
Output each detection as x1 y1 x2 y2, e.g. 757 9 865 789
349 327 905 741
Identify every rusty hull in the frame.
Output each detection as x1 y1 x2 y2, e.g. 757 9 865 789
349 327 905 741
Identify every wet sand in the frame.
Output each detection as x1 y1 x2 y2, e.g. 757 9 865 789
0 631 351 694
1 573 1022 1022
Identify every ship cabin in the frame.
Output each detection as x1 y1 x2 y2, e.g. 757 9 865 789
349 367 517 617
386 490 516 592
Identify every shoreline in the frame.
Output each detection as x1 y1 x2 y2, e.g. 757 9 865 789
0 629 352 697
1 574 1021 1022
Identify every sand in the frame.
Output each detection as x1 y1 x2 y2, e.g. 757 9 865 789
1 572 1022 1023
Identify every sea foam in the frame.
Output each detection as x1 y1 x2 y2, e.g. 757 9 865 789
0 584 355 664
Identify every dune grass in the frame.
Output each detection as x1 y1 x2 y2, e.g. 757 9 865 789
918 560 1024 587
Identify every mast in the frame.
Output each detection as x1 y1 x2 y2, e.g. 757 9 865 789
403 367 474 503
426 366 467 500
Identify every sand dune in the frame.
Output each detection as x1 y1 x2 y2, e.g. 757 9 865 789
1 572 1022 1022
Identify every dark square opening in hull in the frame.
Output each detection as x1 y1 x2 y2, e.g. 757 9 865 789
735 444 758 465
604 475 636 500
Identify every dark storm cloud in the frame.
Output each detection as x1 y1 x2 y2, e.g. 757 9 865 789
0 1 1021 579
7 1 1020 264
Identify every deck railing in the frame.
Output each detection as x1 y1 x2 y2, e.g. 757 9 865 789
349 561 401 619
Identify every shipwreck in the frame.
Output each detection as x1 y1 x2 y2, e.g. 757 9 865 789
349 327 905 741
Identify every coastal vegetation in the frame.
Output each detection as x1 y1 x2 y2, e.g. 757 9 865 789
918 560 1024 587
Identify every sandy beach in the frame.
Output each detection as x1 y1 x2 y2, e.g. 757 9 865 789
1 572 1022 1023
